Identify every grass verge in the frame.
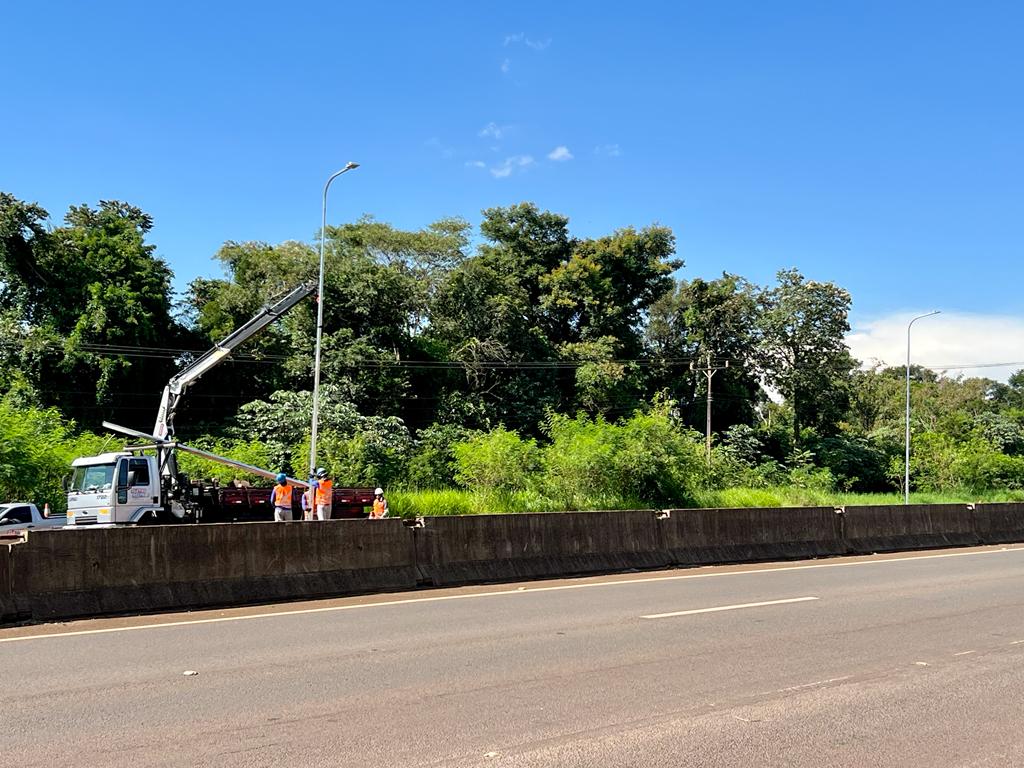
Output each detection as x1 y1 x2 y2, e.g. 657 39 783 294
387 486 1024 517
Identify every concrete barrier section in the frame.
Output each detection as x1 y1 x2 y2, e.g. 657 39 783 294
0 543 15 623
414 510 669 586
972 502 1024 545
842 504 978 554
10 519 417 621
659 506 845 565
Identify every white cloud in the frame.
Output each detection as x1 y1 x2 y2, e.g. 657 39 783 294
490 155 535 179
846 311 1024 383
478 122 508 140
500 58 510 74
465 160 486 168
547 145 573 162
503 32 551 51
594 143 622 157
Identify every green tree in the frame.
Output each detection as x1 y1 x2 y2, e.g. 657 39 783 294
0 194 180 426
647 274 763 432
758 269 855 446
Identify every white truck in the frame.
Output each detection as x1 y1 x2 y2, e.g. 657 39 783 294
66 284 315 526
0 502 65 536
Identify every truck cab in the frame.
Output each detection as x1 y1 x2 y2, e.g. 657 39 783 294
67 453 163 525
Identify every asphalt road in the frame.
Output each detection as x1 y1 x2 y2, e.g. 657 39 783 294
5 545 1024 767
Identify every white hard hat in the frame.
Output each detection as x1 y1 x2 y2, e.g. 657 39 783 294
374 487 384 496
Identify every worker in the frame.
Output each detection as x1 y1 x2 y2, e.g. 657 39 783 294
371 487 389 519
314 467 333 521
272 473 292 522
300 485 312 520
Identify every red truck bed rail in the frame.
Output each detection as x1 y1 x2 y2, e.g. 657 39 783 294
198 486 377 522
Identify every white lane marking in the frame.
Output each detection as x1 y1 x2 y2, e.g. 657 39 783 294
777 675 852 692
2 546 1023 644
953 650 976 656
756 674 853 697
641 596 819 620
1010 640 1024 645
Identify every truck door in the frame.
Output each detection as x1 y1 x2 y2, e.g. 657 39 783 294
127 458 156 503
116 457 157 505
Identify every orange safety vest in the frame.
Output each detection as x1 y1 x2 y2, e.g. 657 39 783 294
273 483 292 507
315 479 333 506
372 498 387 518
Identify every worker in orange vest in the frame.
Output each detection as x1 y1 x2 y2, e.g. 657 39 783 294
314 467 333 521
272 473 292 522
371 487 389 519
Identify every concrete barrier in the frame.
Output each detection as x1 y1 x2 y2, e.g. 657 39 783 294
414 510 669 586
659 506 845 564
972 502 1024 545
842 504 978 553
0 543 14 623
6 501 1024 625
9 519 417 621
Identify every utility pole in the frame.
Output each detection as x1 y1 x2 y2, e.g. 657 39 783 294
691 353 730 465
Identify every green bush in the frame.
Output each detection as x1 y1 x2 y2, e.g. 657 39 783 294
952 438 1024 491
0 399 109 512
452 427 540 492
612 407 706 504
405 423 471 489
541 413 621 508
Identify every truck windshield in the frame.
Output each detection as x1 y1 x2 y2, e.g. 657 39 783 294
70 464 116 494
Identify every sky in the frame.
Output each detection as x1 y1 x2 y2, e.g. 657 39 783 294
3 1 1022 380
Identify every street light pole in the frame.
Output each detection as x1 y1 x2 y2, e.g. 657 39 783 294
905 310 940 504
309 162 359 486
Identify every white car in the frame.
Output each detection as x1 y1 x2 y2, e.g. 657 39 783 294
0 502 66 536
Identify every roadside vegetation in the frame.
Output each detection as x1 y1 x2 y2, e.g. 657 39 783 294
2 192 1023 514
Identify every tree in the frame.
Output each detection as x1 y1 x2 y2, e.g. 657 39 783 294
0 194 180 426
186 217 468 431
647 274 763 432
427 203 572 429
757 269 855 446
540 225 678 349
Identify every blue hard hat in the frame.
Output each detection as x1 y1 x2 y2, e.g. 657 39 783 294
276 472 287 483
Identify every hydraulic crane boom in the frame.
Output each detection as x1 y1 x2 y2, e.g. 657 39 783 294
152 282 316 480
154 282 316 442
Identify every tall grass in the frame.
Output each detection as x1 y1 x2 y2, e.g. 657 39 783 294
389 485 1024 517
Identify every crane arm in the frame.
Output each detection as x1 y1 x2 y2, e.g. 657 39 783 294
153 282 316 440
104 421 309 488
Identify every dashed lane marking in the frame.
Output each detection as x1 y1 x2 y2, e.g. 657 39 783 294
641 596 819 619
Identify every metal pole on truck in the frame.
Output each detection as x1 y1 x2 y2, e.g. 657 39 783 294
310 163 360 491
904 310 939 504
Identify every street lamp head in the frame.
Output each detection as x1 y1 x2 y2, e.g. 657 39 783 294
344 161 360 170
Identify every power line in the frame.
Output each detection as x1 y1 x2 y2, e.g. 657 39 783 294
3 338 1020 375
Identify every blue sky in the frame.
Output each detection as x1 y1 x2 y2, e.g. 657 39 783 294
3 1 1023 377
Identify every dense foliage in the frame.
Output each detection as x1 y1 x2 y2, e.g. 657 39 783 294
2 192 1023 512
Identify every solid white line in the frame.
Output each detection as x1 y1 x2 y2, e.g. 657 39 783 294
641 596 819 620
2 546 1022 644
953 650 976 656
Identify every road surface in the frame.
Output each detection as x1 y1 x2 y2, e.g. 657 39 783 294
5 545 1024 766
